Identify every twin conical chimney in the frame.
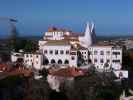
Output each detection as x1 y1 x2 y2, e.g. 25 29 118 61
84 22 96 47
84 22 92 46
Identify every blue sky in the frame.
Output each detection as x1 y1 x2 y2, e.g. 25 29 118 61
0 0 133 37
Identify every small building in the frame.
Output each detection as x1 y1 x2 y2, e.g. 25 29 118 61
47 67 84 92
24 52 43 70
89 45 122 70
11 52 24 62
11 51 44 70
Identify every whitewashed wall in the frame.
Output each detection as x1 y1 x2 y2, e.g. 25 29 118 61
42 45 77 66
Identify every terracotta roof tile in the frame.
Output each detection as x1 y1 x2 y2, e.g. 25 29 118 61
48 27 71 32
45 40 71 46
49 67 84 77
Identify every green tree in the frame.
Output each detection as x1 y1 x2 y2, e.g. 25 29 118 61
24 78 51 100
24 40 38 52
77 51 85 67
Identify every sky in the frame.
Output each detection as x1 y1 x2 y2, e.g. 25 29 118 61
0 0 133 37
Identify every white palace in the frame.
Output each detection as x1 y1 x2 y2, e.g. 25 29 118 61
11 22 122 71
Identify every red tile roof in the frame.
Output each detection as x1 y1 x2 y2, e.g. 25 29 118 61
70 43 87 50
8 67 33 77
0 64 10 71
44 40 71 45
48 27 71 32
49 67 84 77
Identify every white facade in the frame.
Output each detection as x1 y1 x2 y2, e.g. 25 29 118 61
111 47 122 70
11 51 44 70
40 42 78 67
24 53 43 70
89 46 122 70
11 52 24 62
37 22 122 70
89 46 112 69
47 75 73 92
44 31 65 40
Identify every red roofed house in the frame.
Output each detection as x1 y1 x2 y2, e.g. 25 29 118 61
47 67 84 92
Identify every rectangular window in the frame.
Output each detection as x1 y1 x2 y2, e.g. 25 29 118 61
106 51 110 55
50 50 53 54
66 50 69 54
26 54 28 57
71 56 75 60
112 52 120 55
44 50 47 54
112 60 120 63
94 59 97 63
100 51 104 55
107 59 110 63
55 50 58 55
100 59 104 63
60 50 64 54
94 50 97 55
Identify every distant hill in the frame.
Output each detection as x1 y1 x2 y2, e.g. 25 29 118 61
19 35 42 41
19 35 133 41
1 34 133 41
96 35 133 41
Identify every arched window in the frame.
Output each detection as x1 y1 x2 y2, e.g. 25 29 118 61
64 60 69 64
58 59 62 64
60 50 64 54
51 59 56 64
